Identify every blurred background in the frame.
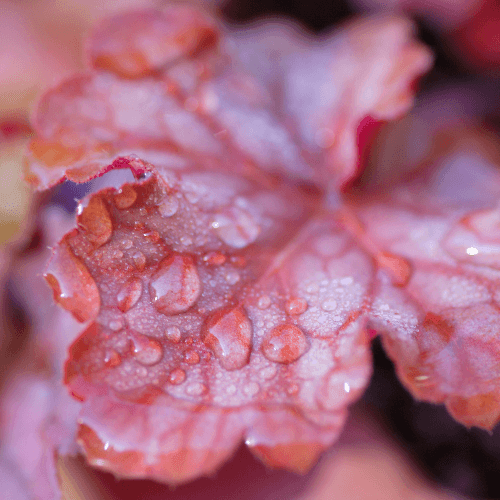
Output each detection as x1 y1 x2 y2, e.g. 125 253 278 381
2 0 500 498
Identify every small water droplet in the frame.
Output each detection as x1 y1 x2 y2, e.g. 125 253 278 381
165 326 181 343
132 336 163 366
169 368 186 385
117 278 142 312
114 185 137 209
285 298 308 315
184 350 200 364
180 235 193 246
321 298 337 312
80 196 112 246
203 252 226 265
306 283 319 294
139 207 147 216
121 239 133 250
132 251 146 271
145 230 160 243
104 349 121 368
203 307 253 371
212 206 260 248
243 382 260 396
340 277 353 286
185 191 200 204
225 270 240 285
150 254 201 315
109 319 123 332
230 255 247 267
257 296 271 309
158 195 179 217
186 382 207 396
261 324 308 364
287 383 299 395
261 365 277 380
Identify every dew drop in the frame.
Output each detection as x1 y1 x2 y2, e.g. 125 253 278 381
121 239 133 250
117 278 142 312
79 196 112 247
203 251 226 265
114 185 137 209
186 382 207 396
261 324 308 364
287 383 299 396
132 336 163 366
169 368 186 385
180 235 193 246
44 241 100 323
184 350 200 364
257 295 271 309
203 307 253 371
340 276 353 286
104 349 121 368
165 326 181 343
108 319 123 332
132 251 146 271
243 382 260 396
285 298 308 315
145 230 160 243
321 298 337 312
212 206 260 248
225 270 240 285
150 254 201 315
158 195 179 217
261 365 277 380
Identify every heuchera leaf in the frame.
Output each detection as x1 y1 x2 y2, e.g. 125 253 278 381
23 3 488 489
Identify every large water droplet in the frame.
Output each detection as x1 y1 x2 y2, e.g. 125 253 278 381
79 196 112 246
169 368 186 385
117 278 142 312
165 326 181 343
114 185 137 209
212 206 260 248
285 298 308 315
132 335 163 366
132 251 146 271
184 350 200 364
158 195 179 217
44 241 100 322
149 254 201 315
203 307 253 371
261 324 308 364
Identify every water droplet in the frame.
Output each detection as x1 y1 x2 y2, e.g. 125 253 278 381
104 349 121 368
185 191 200 204
109 319 123 332
114 185 137 209
261 365 277 380
145 230 160 243
203 307 253 371
180 235 193 246
121 239 133 250
186 382 207 396
117 278 142 312
261 324 308 364
225 270 240 285
203 251 226 265
165 326 181 343
285 298 308 315
257 296 271 309
132 251 146 271
230 255 247 267
321 298 337 312
132 336 163 366
150 254 201 315
287 383 299 395
243 382 260 396
212 206 260 248
158 195 179 217
79 196 112 246
169 368 186 385
306 283 319 294
184 350 200 364
340 277 353 286
44 241 100 323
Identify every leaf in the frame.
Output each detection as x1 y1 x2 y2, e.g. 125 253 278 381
20 2 438 488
